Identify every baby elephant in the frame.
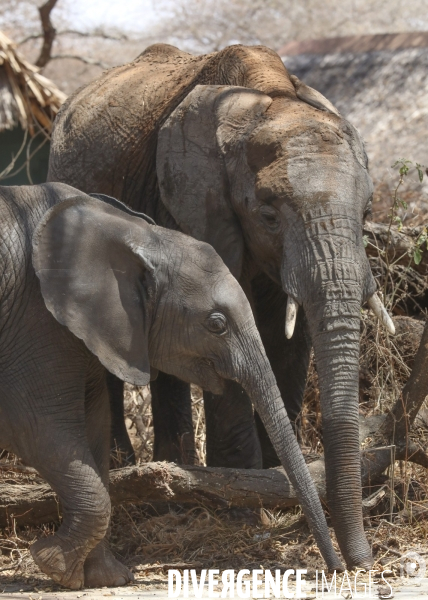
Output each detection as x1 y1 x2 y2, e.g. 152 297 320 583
0 183 342 588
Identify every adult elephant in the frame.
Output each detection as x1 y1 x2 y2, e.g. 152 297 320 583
48 43 394 569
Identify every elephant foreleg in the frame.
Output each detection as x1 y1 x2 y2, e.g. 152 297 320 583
2 368 110 588
83 361 133 588
151 372 196 464
251 273 311 468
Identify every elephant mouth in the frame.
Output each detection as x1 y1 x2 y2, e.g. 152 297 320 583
192 358 225 395
152 357 225 395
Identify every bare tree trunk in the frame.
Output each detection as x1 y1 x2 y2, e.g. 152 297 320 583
36 0 59 68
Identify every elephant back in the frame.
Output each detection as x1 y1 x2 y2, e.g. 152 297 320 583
48 44 297 220
48 45 207 216
199 45 296 99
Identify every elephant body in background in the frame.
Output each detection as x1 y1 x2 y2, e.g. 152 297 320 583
48 43 387 568
0 183 342 588
49 44 316 471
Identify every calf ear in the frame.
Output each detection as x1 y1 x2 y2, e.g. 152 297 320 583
157 84 271 280
89 193 156 225
32 195 156 386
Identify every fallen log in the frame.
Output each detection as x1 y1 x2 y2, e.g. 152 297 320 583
0 461 320 528
0 481 61 528
0 445 407 530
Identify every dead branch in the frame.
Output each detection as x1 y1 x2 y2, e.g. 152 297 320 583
58 29 129 41
404 444 428 469
382 319 428 439
49 55 109 69
0 130 28 180
0 463 38 474
362 319 428 484
1 420 425 529
35 0 59 68
19 29 129 46
395 503 428 523
0 304 425 530
0 446 415 530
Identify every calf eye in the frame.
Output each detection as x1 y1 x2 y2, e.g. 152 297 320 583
206 312 228 335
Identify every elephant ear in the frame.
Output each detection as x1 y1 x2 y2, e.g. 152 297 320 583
157 85 272 279
89 193 156 225
33 195 157 386
289 74 341 116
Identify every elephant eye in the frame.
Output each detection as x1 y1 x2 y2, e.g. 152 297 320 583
259 205 280 230
206 312 228 335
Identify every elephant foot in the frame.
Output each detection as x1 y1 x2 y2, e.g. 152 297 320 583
344 548 374 572
84 540 134 587
347 557 374 572
31 535 85 589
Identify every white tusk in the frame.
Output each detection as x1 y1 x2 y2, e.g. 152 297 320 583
285 296 298 339
367 293 395 335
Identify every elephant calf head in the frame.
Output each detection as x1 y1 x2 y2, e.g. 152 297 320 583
32 193 342 572
33 194 258 394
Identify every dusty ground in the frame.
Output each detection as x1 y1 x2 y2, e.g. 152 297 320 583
0 495 427 595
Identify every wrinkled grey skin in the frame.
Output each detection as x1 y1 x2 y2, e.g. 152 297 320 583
0 183 342 588
48 43 376 568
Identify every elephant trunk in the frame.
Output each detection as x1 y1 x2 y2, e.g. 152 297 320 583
305 281 373 570
281 205 377 569
238 336 343 572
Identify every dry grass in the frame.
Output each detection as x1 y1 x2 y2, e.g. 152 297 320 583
0 479 426 591
111 504 307 571
0 31 66 135
123 383 207 466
